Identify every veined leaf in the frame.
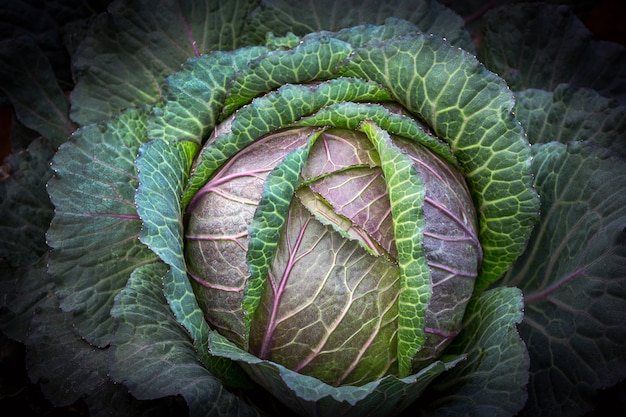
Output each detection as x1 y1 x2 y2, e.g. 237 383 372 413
515 84 626 159
183 77 391 208
248 197 400 386
359 120 430 377
47 106 158 347
70 0 262 126
243 131 321 346
223 34 354 115
502 141 626 416
479 3 626 100
242 0 474 52
419 287 528 416
294 101 457 165
135 138 218 370
110 262 261 416
0 38 75 147
209 330 463 417
0 139 55 267
340 34 540 288
148 47 268 144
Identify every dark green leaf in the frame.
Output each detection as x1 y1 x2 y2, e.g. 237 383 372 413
110 262 260 416
419 287 529 417
0 138 55 267
515 84 626 159
70 0 261 126
135 138 222 369
148 47 267 144
243 0 474 52
47 106 158 347
209 330 463 417
479 3 626 100
502 141 626 416
0 38 75 147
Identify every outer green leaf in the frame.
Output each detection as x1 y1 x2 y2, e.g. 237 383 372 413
183 77 391 208
515 84 626 159
135 139 219 366
47 106 158 347
419 287 528 417
340 34 540 288
243 133 319 345
223 34 354 115
0 38 75 147
294 101 457 165
70 0 261 126
359 120 430 377
243 0 474 52
501 141 626 417
111 262 260 416
479 4 626 99
148 47 268 144
20 261 113 409
209 330 463 417
0 138 55 268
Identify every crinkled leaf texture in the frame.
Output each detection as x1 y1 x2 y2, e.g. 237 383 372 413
47 106 158 347
501 142 626 417
418 287 529 417
209 286 527 417
110 262 262 417
479 3 626 101
209 329 463 417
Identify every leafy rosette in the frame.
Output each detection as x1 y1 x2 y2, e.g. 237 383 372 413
45 18 537 417
2 1 624 417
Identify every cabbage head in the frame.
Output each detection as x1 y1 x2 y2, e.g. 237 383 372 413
1 1 624 417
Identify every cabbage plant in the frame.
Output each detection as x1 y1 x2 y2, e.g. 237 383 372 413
1 1 625 416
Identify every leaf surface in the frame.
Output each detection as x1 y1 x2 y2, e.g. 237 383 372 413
419 287 529 417
340 34 540 288
479 3 626 100
0 139 55 267
243 139 316 345
135 138 219 367
110 262 260 416
359 120 430 377
515 84 626 159
0 38 75 147
183 77 391 208
209 330 463 417
70 0 261 125
243 0 474 52
502 141 626 416
47 106 158 347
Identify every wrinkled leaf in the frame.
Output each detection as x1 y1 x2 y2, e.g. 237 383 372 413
47 106 158 346
0 138 55 267
359 120 430 377
340 34 540 289
70 0 261 125
244 138 316 345
0 38 75 147
479 3 626 100
515 83 626 159
502 141 626 417
110 262 259 416
419 287 529 417
210 330 463 417
243 0 474 52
